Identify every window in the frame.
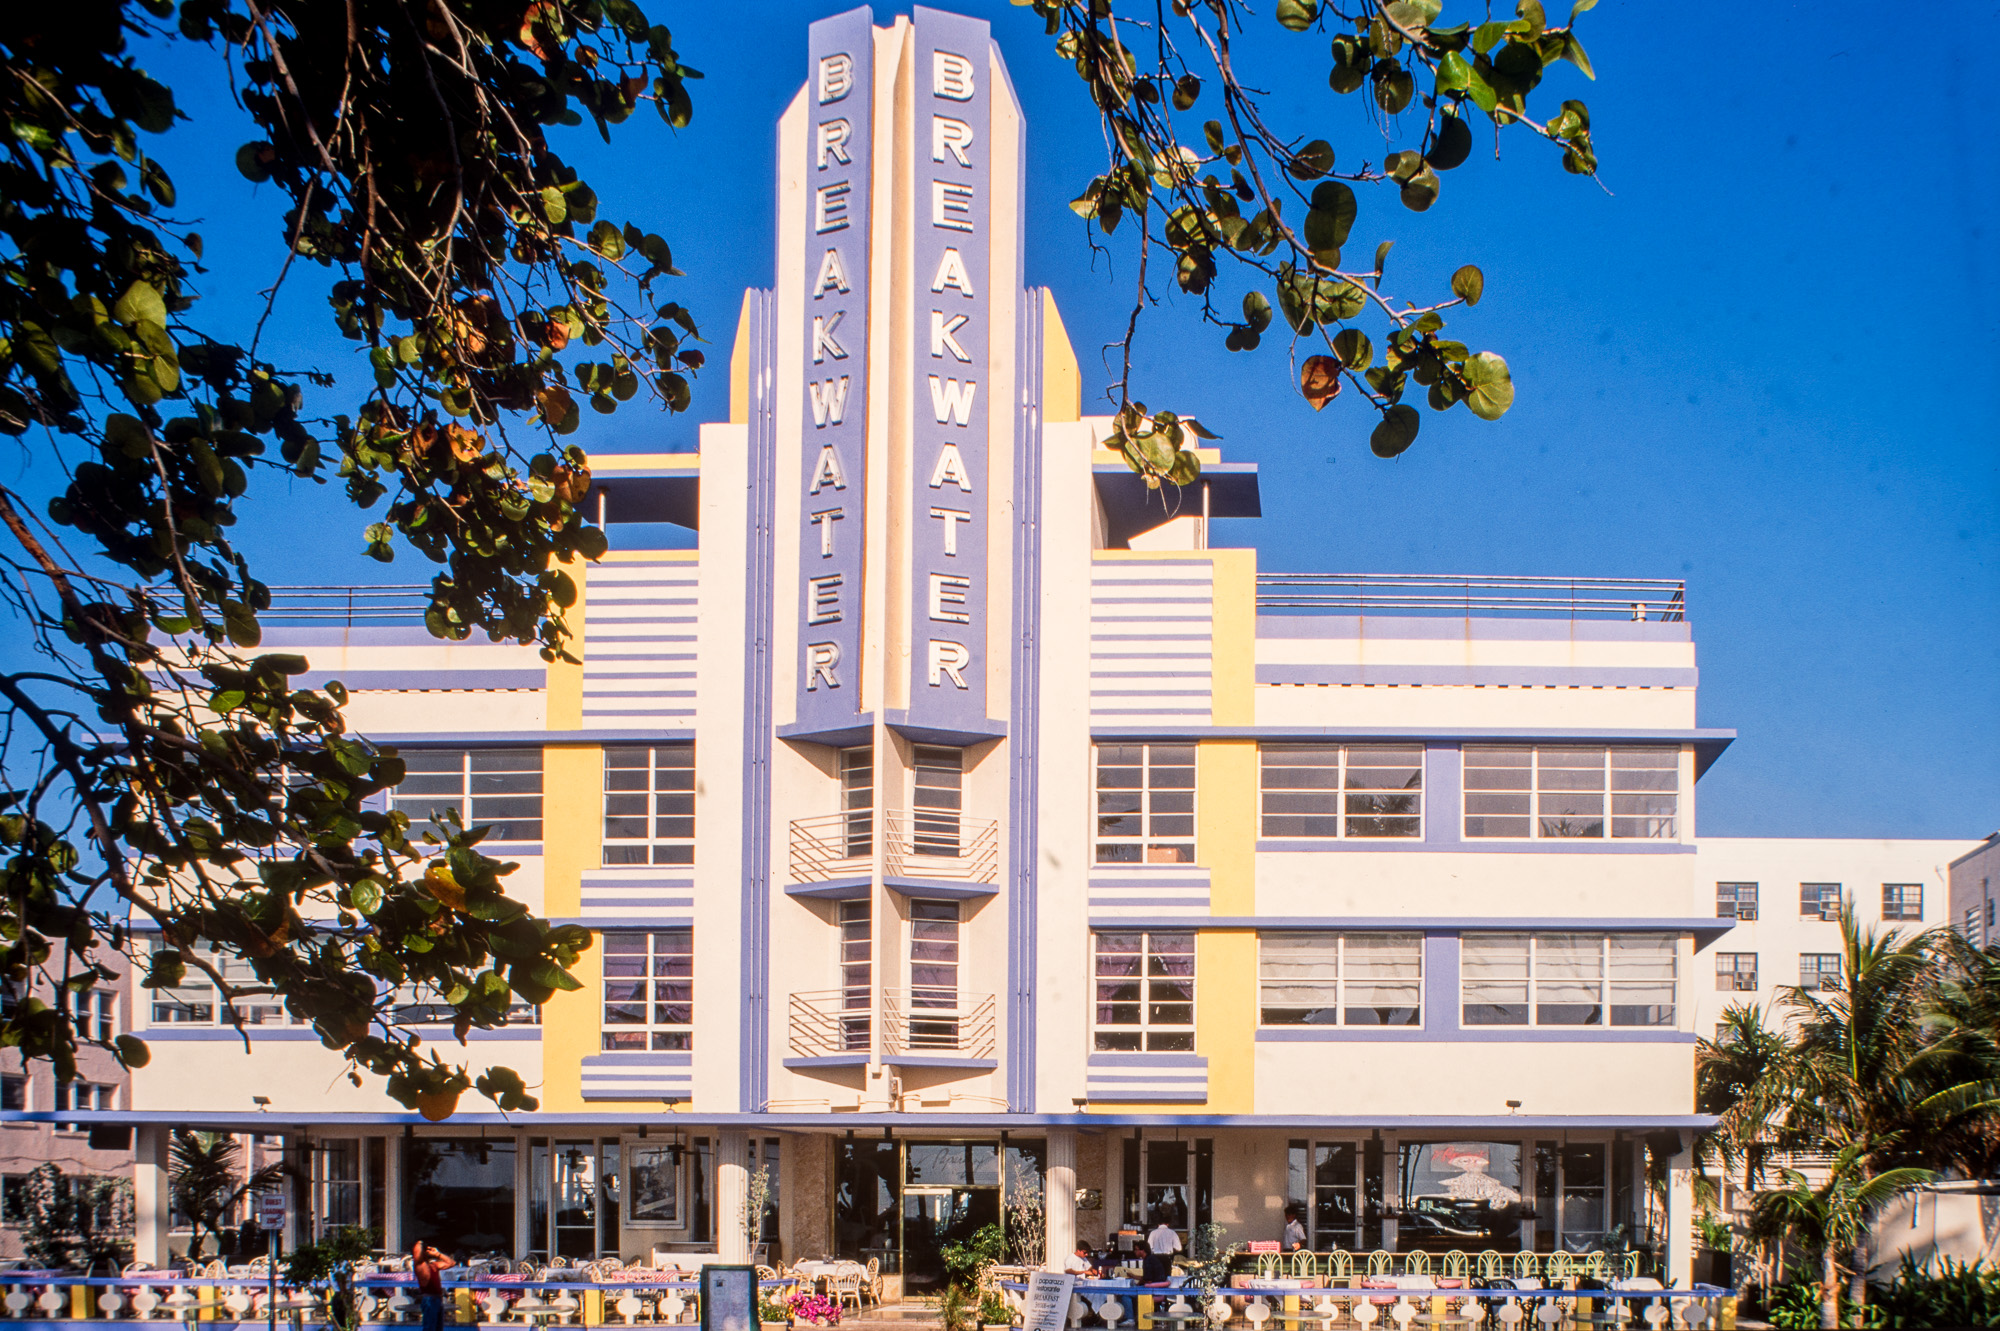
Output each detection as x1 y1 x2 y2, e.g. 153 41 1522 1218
1969 905 1984 944
838 900 870 1051
1258 933 1422 1026
62 988 117 1043
144 940 287 1026
0 1076 23 1111
1286 1141 1361 1250
601 931 692 1051
1881 884 1923 921
1462 746 1678 840
1714 953 1758 993
911 747 964 856
53 1082 114 1133
1800 883 1842 920
1258 746 1422 839
1799 953 1842 991
392 748 543 842
1716 883 1759 921
386 982 539 1026
603 746 694 865
1094 745 1195 863
1093 932 1194 1050
1461 933 1677 1027
840 746 873 858
908 900 960 1047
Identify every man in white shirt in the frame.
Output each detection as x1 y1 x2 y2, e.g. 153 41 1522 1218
1282 1208 1308 1252
1146 1219 1182 1258
1063 1243 1097 1276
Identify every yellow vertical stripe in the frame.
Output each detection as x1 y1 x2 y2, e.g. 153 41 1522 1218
1206 547 1256 727
1196 738 1258 1112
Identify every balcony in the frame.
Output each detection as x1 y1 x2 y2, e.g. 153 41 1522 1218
1256 572 1686 621
787 810 1000 893
785 987 997 1067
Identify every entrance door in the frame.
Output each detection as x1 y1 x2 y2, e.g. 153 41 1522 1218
901 1187 1000 1295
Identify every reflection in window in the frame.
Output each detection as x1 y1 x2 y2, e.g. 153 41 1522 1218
1258 933 1422 1026
603 745 695 865
1461 934 1677 1027
1397 1142 1524 1253
1287 1140 1360 1250
1093 932 1194 1051
1094 745 1195 863
1462 746 1677 840
1259 745 1422 839
408 1137 517 1253
392 748 543 842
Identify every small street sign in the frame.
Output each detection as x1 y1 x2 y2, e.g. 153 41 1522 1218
256 1190 287 1231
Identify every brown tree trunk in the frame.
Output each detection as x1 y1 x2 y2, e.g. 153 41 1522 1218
1820 1247 1840 1330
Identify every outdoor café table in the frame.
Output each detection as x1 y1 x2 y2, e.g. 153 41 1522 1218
1001 1281 1733 1331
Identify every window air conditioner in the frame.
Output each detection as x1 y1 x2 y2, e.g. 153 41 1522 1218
1736 905 1757 921
1816 972 1842 991
1819 904 1840 922
1734 974 1759 992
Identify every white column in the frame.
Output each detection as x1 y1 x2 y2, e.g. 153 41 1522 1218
1666 1140 1695 1288
133 1125 170 1266
1379 1133 1399 1251
1044 1128 1078 1272
516 1132 535 1257
718 1130 752 1263
384 1134 404 1253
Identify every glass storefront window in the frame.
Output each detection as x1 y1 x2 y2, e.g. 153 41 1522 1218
836 1140 900 1270
1396 1142 1525 1253
1559 1143 1607 1251
409 1137 517 1254
906 1143 999 1186
554 1140 599 1258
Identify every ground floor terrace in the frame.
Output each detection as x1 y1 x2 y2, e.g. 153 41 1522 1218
54 1113 1707 1295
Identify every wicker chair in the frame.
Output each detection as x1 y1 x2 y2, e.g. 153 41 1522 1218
1365 1251 1395 1278
1403 1251 1431 1278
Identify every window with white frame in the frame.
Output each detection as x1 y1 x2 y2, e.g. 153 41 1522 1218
1799 953 1842 991
603 745 694 865
838 899 871 1051
1258 746 1422 839
1258 933 1422 1026
1286 1140 1361 1250
62 988 117 1043
1093 932 1194 1051
385 981 539 1027
143 940 288 1026
1461 746 1679 840
53 1082 114 1132
1799 883 1842 920
1716 882 1759 921
1714 953 1758 993
1460 933 1677 1027
1094 745 1195 864
1881 884 1923 922
391 747 543 842
601 930 692 1051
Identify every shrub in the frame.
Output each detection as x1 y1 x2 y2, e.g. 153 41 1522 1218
1868 1254 2000 1328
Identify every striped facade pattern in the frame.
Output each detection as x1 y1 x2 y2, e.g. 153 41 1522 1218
577 871 695 925
1089 558 1214 726
579 1051 695 1101
1087 865 1212 922
583 560 700 727
1085 1052 1209 1103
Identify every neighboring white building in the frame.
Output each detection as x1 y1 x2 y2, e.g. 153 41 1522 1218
1950 833 2000 947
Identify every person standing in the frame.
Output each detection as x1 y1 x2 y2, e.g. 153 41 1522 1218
1146 1217 1182 1259
1282 1208 1308 1252
411 1240 456 1331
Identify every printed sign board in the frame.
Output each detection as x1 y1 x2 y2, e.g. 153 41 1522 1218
256 1190 287 1231
700 1265 757 1331
1022 1271 1076 1331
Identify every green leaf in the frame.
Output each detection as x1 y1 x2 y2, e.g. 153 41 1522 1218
1399 165 1440 212
1561 32 1595 79
1374 240 1395 276
351 879 383 916
114 1034 151 1068
1472 21 1508 53
1426 112 1473 170
1435 50 1472 94
1370 405 1421 457
1289 140 1335 179
1516 0 1548 36
1373 65 1415 115
1570 0 1598 15
1462 351 1515 420
1308 181 1357 245
114 282 166 329
1276 0 1320 32
234 142 272 183
540 186 567 224
1332 328 1374 371
1451 264 1485 305
1242 291 1273 334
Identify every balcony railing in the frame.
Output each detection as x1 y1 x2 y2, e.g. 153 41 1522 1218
788 986 996 1061
262 584 430 626
1256 573 1686 621
787 810 1000 884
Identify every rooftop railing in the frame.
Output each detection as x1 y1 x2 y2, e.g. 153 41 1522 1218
1256 573 1686 621
262 584 430 625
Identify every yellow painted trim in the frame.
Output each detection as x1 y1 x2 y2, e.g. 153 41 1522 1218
729 289 755 426
538 932 601 1113
1041 291 1081 424
546 555 586 730
1198 741 1256 915
1195 930 1256 1114
592 454 701 474
601 548 700 564
541 745 599 921
1206 548 1257 727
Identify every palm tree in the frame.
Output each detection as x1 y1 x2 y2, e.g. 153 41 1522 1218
1749 1148 1932 1330
1696 1001 1790 1185
167 1131 287 1262
1920 933 2000 1178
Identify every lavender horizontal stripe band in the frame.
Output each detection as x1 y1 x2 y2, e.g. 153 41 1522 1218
582 875 695 885
1088 1052 1208 1067
1086 915 1724 931
294 668 547 690
1255 1027 1698 1044
1256 839 1696 855
1257 616 1691 643
582 1051 694 1066
1090 671 1214 680
1257 664 1699 688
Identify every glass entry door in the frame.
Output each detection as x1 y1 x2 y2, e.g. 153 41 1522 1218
901 1187 1000 1295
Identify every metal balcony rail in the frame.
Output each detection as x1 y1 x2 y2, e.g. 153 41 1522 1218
262 584 431 626
787 987 869 1060
788 810 1001 884
1256 573 1687 621
882 986 997 1059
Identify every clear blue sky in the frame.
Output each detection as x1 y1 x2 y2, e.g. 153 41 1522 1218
40 0 1996 840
